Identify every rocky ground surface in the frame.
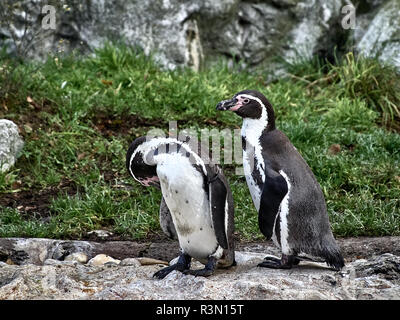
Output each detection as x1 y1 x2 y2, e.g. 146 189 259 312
0 236 399 300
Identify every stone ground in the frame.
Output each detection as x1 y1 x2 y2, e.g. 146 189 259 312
0 237 399 300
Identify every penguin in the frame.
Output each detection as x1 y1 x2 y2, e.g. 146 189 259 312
216 90 344 270
126 135 235 278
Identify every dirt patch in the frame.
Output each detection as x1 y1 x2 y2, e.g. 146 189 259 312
0 179 80 220
0 96 58 138
92 113 166 137
91 112 231 138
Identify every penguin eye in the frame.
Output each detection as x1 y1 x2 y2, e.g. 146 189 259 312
243 98 250 104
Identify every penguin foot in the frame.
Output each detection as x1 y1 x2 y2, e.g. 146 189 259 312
183 268 214 277
153 253 191 279
183 256 217 277
153 264 188 279
257 254 298 269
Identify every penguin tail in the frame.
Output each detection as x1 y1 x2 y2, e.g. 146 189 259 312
322 247 345 271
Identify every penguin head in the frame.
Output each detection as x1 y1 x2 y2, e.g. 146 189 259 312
216 90 275 130
126 136 160 188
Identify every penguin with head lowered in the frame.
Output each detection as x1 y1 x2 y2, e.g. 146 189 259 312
216 90 344 270
126 136 235 278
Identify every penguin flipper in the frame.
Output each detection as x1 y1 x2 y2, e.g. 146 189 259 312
159 196 178 240
258 170 288 240
209 173 229 250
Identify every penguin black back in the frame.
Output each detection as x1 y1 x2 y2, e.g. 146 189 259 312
216 90 344 271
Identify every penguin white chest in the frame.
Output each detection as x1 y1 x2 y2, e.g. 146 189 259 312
243 149 262 211
156 160 219 259
241 119 266 212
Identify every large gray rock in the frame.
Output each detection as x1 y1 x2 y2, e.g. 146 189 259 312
1 1 399 73
0 119 24 173
0 0 345 72
0 0 218 70
356 0 400 70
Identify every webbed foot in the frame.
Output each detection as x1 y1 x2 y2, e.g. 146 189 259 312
153 253 191 279
183 256 217 277
257 254 299 269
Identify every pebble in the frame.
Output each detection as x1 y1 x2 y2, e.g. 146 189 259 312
44 259 77 266
64 252 88 264
87 230 113 239
87 254 120 266
120 258 141 267
137 257 169 266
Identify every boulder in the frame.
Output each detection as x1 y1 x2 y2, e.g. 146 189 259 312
0 0 348 73
2 1 400 73
2 0 400 73
355 0 400 70
0 119 24 173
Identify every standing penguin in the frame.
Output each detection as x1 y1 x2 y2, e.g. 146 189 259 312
126 136 235 278
216 90 344 270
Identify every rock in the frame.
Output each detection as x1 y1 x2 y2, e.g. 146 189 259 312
280 1 343 64
5 259 14 265
0 120 24 173
0 253 399 299
353 253 400 280
87 254 120 266
137 257 169 266
0 238 150 265
49 240 94 262
356 0 400 70
87 230 114 240
120 258 141 267
3 0 399 74
64 252 88 264
234 251 267 266
43 258 78 267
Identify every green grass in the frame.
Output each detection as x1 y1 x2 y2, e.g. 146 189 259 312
0 44 399 240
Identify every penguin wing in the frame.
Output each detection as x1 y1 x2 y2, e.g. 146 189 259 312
258 169 289 240
209 173 229 249
159 196 178 240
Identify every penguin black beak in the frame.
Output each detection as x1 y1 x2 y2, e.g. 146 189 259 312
216 98 238 111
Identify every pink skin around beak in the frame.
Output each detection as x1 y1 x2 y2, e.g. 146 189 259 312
230 104 242 111
230 96 248 111
139 176 160 187
216 95 246 112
